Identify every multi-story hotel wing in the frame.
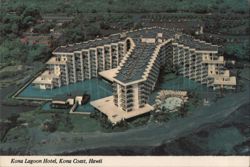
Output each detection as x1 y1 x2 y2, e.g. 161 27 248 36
32 27 236 123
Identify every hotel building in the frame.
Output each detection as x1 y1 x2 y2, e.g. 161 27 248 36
32 27 236 123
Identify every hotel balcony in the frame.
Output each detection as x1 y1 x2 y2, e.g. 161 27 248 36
126 93 133 98
202 56 224 64
126 103 134 109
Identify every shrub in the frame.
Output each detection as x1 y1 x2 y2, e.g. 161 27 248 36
42 119 57 132
7 114 20 124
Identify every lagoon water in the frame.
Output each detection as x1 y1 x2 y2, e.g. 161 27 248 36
18 78 112 112
18 75 216 112
19 78 112 99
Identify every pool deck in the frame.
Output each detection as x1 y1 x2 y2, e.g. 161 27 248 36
90 96 154 124
98 68 118 82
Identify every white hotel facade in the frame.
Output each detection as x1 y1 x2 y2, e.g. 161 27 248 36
33 27 236 123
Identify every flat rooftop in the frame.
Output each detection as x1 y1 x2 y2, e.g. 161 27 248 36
90 96 154 124
174 35 218 51
46 57 67 65
54 34 121 53
32 70 57 84
99 68 118 82
126 27 175 39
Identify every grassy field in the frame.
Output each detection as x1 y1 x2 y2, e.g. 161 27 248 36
18 109 103 133
0 63 44 89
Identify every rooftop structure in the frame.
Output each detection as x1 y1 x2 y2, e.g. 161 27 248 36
53 34 121 53
32 27 236 124
175 34 218 51
115 42 156 83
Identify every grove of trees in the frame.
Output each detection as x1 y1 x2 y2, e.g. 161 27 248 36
0 5 50 66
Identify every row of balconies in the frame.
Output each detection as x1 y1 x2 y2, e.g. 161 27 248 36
69 75 76 80
98 63 104 67
76 76 84 81
76 73 83 78
98 67 104 72
91 70 97 75
76 65 82 70
120 100 134 110
138 86 148 93
91 63 97 67
105 61 111 65
84 74 90 79
138 93 148 101
105 61 111 66
105 55 111 60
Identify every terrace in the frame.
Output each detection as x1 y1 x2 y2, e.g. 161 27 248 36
90 96 153 124
98 68 119 82
175 35 218 51
54 34 121 53
115 40 156 83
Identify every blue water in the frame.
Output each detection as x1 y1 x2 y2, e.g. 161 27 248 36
160 76 207 91
19 78 112 99
42 102 51 110
149 76 214 105
18 75 216 112
19 78 112 112
75 103 94 112
42 101 94 112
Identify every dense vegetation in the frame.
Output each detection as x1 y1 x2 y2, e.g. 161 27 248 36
59 15 102 44
0 39 49 65
0 0 249 66
1 0 248 14
0 6 50 66
0 6 41 39
223 42 250 61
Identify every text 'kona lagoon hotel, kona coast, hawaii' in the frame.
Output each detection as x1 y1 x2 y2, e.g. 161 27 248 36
32 27 236 124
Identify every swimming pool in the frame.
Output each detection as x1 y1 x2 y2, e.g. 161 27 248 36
162 97 183 112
